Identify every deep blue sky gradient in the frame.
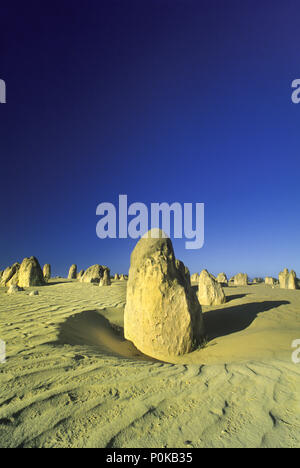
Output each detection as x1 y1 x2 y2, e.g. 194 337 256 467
1 0 300 278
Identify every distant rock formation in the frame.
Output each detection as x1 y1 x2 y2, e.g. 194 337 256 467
18 257 45 288
124 229 204 359
265 277 276 286
234 273 248 286
114 273 120 280
120 274 126 281
289 270 298 289
80 264 107 283
43 264 51 283
216 272 228 285
100 268 111 286
279 269 297 289
252 277 263 284
198 269 226 306
68 264 77 280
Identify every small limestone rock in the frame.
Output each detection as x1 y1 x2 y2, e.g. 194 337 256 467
68 264 77 280
234 273 248 286
216 272 228 285
265 277 275 286
80 265 106 283
43 264 51 283
198 270 226 306
99 268 111 286
252 277 263 284
114 273 120 280
29 290 39 296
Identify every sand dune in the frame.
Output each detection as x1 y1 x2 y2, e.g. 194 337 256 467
0 280 300 448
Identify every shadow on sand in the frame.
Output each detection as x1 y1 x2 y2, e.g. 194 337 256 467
43 280 71 286
204 300 290 341
52 301 290 361
55 309 158 362
226 293 248 302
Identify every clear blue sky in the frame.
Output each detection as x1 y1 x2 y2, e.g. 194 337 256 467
1 0 299 278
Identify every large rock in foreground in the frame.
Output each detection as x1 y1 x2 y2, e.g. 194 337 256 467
124 229 204 359
18 257 45 288
234 273 248 286
198 270 226 306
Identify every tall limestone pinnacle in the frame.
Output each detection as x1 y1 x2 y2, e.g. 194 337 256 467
124 229 205 359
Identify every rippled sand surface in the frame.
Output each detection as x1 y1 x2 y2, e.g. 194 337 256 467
0 279 300 448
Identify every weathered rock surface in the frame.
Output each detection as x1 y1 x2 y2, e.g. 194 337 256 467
6 271 20 288
77 270 85 280
265 277 276 286
234 273 248 286
198 270 226 306
124 229 204 358
114 273 120 280
43 264 51 283
279 269 297 289
7 284 23 294
289 270 297 289
216 272 228 285
68 264 77 280
190 273 199 282
99 268 111 286
18 257 45 288
1 263 20 287
80 265 106 283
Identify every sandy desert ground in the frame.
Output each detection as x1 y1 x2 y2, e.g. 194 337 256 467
0 279 300 448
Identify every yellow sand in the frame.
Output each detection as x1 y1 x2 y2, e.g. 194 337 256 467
0 279 300 448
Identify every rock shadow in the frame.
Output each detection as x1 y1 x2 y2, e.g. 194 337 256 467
55 309 158 362
226 293 248 302
204 300 290 341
